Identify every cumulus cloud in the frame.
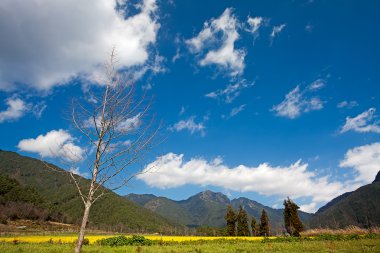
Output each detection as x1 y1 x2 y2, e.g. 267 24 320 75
0 0 159 90
337 100 358 109
0 97 29 123
17 129 84 162
138 153 354 212
272 80 325 119
205 79 254 103
340 142 380 183
340 108 380 134
169 116 205 135
186 8 246 76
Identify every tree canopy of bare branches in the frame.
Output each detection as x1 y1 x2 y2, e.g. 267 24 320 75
70 51 159 253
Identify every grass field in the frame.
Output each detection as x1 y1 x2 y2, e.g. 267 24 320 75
1 239 379 253
0 234 379 253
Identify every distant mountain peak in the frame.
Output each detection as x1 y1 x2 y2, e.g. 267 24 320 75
373 171 380 183
197 190 230 203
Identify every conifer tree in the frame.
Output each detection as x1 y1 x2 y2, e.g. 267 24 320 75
224 205 237 236
259 209 270 236
236 205 250 236
283 197 304 236
251 216 257 236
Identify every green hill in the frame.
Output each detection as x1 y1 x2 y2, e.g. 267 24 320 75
0 150 176 233
310 172 380 229
126 190 313 234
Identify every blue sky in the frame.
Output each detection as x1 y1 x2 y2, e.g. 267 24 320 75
0 0 379 213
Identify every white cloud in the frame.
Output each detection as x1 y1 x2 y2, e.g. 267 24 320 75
117 113 142 132
17 129 84 162
0 97 29 123
0 0 159 91
299 202 317 213
172 48 181 63
246 16 264 38
340 142 380 183
270 24 286 42
69 167 89 178
230 104 246 117
308 79 325 91
205 80 254 103
32 102 47 119
170 116 205 135
272 80 325 119
305 24 313 33
141 83 153 91
84 113 141 132
186 8 246 76
138 153 355 212
179 106 186 116
340 108 380 134
337 101 358 109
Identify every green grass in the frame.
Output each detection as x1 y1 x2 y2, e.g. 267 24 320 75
1 238 379 253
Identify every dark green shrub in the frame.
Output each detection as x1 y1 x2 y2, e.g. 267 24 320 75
96 235 152 247
129 235 152 246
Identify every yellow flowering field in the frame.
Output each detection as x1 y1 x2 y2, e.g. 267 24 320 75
0 235 273 244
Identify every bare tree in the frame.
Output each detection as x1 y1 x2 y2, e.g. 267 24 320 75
68 51 159 253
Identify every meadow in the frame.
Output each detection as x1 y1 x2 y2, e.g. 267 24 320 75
0 234 379 253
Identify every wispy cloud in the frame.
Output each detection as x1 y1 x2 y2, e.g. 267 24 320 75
169 116 206 135
308 79 325 91
205 79 254 104
32 102 47 119
305 23 313 33
337 100 358 109
229 104 246 117
186 8 246 76
84 113 142 132
340 108 380 134
272 79 325 119
179 106 186 116
270 23 286 44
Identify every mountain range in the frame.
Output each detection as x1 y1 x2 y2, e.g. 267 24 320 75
1 150 379 234
126 190 313 234
126 171 380 232
310 171 380 228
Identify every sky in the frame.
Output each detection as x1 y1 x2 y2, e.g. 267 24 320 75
0 0 380 213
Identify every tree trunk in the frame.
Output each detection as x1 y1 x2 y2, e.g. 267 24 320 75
75 202 91 253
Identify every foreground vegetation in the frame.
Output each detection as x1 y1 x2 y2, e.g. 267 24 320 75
1 237 379 253
0 233 379 252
